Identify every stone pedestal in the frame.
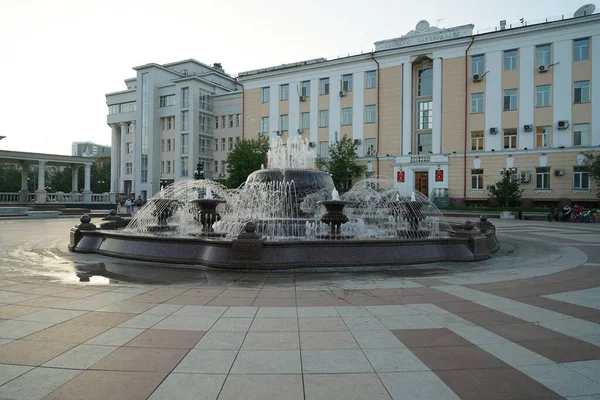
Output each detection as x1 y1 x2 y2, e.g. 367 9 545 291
19 189 30 203
69 215 97 251
35 188 47 204
453 220 491 261
231 222 263 268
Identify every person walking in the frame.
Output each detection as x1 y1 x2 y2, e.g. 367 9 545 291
124 197 133 214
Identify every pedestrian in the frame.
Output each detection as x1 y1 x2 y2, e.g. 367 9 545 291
135 196 143 210
124 197 132 214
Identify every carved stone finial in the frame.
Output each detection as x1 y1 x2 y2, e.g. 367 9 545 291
80 214 91 224
110 209 117 216
244 222 257 234
480 215 488 222
463 220 474 231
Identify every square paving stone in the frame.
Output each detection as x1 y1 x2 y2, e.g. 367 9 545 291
172 305 228 318
208 297 256 307
116 314 165 329
300 331 359 349
15 308 86 324
218 374 303 400
86 327 145 346
210 317 253 332
255 307 297 318
393 328 472 348
221 306 258 318
563 360 600 383
0 305 41 319
241 332 300 350
379 371 461 400
148 373 226 400
304 373 392 400
44 370 168 400
23 322 109 344
0 339 75 366
151 315 217 331
90 347 188 372
142 304 184 316
194 331 246 350
352 329 406 349
297 306 339 317
479 342 554 367
301 349 374 373
0 320 54 339
518 364 600 397
250 317 298 332
42 344 118 369
299 317 348 331
366 305 420 316
380 315 442 330
0 363 32 386
518 337 600 363
0 366 82 400
364 348 430 372
125 329 205 349
341 316 386 331
230 350 301 374
409 345 507 371
174 349 237 373
68 311 136 327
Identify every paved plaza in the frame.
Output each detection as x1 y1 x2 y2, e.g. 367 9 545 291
0 217 599 399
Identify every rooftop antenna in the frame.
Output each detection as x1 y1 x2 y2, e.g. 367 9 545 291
574 4 596 17
436 18 444 27
519 18 525 26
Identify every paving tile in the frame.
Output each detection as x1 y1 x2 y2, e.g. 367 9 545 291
436 367 562 400
44 370 168 400
352 329 407 349
410 344 507 371
129 293 179 303
301 349 373 373
304 373 392 400
23 321 109 344
0 305 42 319
220 289 260 298
518 364 600 397
148 373 226 400
194 331 246 350
250 317 298 332
208 296 256 306
367 305 420 316
379 371 461 400
42 344 118 369
563 360 600 383
335 306 372 316
90 346 188 372
0 320 54 339
300 331 359 349
0 340 75 366
454 309 525 327
299 316 348 331
165 295 215 305
255 307 297 318
341 316 386 331
392 328 472 348
126 329 205 349
209 317 253 332
230 350 301 374
256 290 297 298
56 292 137 311
17 296 70 308
174 349 237 373
141 304 184 316
86 327 145 346
479 342 554 367
151 315 217 331
0 363 33 386
487 322 567 342
67 311 136 327
517 337 600 363
364 347 430 372
15 308 86 324
117 314 166 329
241 332 300 350
221 306 258 318
172 305 228 318
96 300 157 314
0 366 82 400
297 306 339 317
218 374 303 400
252 298 297 307
449 324 510 345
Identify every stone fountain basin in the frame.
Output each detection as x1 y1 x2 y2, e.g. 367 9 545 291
70 228 497 270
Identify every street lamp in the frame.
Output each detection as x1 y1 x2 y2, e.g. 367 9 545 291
194 161 205 180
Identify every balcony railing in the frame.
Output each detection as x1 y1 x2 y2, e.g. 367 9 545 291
410 155 431 163
0 192 109 204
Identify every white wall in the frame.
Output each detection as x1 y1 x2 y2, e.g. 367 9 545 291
553 40 573 147
518 45 535 150
484 51 502 151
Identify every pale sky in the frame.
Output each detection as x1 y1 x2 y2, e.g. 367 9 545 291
0 0 590 155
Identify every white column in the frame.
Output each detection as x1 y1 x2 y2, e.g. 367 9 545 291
309 78 319 145
519 46 535 150
432 58 443 154
83 163 92 203
119 123 127 193
402 62 412 155
269 85 279 140
352 71 365 146
71 164 79 193
329 75 341 143
593 35 600 146
288 81 300 139
35 160 46 203
110 124 119 197
19 162 29 203
484 51 502 151
553 40 573 147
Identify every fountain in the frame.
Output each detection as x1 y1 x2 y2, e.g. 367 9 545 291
69 137 499 269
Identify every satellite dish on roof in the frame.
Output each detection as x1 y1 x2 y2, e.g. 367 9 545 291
574 4 596 17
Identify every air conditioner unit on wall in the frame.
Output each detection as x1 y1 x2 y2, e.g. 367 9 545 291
472 74 483 82
309 142 316 148
557 120 569 130
538 65 549 73
299 95 306 102
489 127 498 135
520 172 531 183
339 90 346 97
297 128 304 134
523 124 533 132
554 169 565 176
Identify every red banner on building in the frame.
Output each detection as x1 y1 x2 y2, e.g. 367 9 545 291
396 170 405 182
435 169 444 182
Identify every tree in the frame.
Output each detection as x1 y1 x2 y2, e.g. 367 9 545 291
487 172 524 208
583 151 600 199
0 164 22 192
226 137 270 188
315 135 367 193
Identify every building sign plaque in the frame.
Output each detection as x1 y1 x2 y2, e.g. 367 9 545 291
375 20 474 51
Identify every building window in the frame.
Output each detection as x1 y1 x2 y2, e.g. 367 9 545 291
536 127 551 148
301 112 310 129
280 84 289 101
503 89 518 111
536 44 551 67
261 87 270 103
365 70 376 89
341 107 353 125
471 93 484 113
108 104 119 114
229 115 234 128
167 118 173 130
181 87 189 108
221 138 226 151
180 133 188 154
573 123 590 146
503 130 517 149
198 135 211 156
167 139 172 151
161 118 166 131
536 85 551 107
236 114 241 127
574 81 590 103
180 157 189 177
221 116 226 128
159 95 175 107
471 55 484 75
504 50 517 70
574 38 590 62
417 101 433 130
471 169 484 190
471 131 484 151
214 161 219 173
536 167 550 189
166 161 171 173
228 137 233 150
181 110 189 131
161 139 165 152
236 136 240 144
126 142 133 153
342 74 353 92
417 68 433 96
365 105 376 124
128 123 135 134
319 110 329 128
318 141 329 158
161 161 165 174
301 81 310 98
364 138 376 156
125 163 132 174
221 160 226 173
319 78 330 95
260 117 269 133
198 112 213 134
198 88 213 112
417 133 432 153
280 114 289 132
120 102 136 113
215 140 219 151
573 166 590 189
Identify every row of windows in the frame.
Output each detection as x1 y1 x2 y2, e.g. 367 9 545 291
470 81 590 113
108 102 137 115
160 117 175 131
214 136 241 151
158 90 214 111
316 138 377 158
470 123 591 151
161 138 175 152
471 38 590 74
215 114 241 129
471 167 590 191
159 95 176 107
213 160 227 174
261 71 377 103
161 161 173 174
259 105 377 132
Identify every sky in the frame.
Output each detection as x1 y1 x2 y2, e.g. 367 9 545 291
0 0 590 155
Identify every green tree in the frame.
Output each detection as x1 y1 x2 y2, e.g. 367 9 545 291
486 173 524 208
91 161 111 193
226 137 269 188
315 135 367 193
583 151 600 199
0 164 22 192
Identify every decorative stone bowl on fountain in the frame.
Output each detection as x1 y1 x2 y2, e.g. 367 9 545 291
317 189 351 238
189 188 225 235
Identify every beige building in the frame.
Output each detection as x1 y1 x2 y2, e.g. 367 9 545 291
238 13 600 207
